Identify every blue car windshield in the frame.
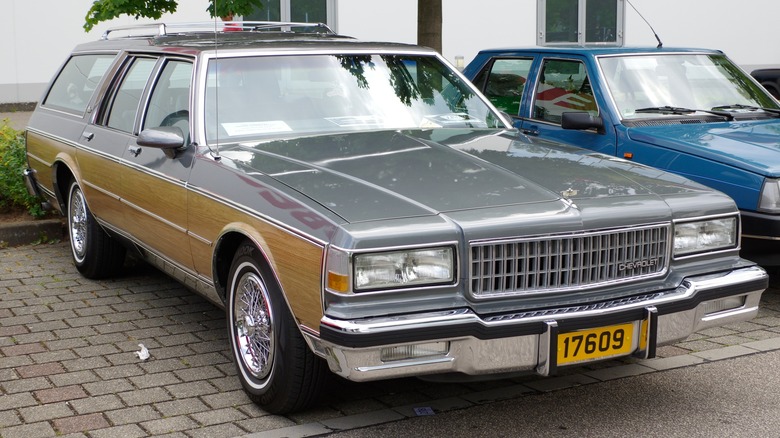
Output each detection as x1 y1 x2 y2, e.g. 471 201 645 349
204 54 504 144
599 53 779 119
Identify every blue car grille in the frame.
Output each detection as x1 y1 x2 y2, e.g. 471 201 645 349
470 224 670 297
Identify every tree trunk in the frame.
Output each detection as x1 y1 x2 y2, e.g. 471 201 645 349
417 0 442 53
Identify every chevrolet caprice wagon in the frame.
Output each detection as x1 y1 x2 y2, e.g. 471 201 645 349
24 22 768 414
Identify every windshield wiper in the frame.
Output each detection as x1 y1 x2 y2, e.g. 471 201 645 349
635 106 733 121
710 104 780 117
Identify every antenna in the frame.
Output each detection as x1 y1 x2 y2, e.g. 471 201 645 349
210 1 222 161
626 0 663 48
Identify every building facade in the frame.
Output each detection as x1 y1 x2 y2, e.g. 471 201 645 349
1 0 777 104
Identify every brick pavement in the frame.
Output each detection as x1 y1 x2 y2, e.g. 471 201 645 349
2 242 780 438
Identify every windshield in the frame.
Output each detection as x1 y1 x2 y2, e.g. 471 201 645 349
205 54 504 144
599 53 779 119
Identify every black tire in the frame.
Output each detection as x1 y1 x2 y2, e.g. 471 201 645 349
66 180 126 278
226 241 328 414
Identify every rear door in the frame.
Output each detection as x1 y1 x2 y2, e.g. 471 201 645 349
78 55 158 229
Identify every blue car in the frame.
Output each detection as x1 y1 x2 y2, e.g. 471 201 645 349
464 46 780 264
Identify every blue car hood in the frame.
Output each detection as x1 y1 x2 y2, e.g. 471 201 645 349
628 119 780 177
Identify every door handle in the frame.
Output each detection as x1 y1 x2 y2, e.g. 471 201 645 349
522 128 539 136
128 146 142 157
82 132 94 141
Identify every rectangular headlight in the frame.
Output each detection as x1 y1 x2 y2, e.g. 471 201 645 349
354 247 455 291
674 217 738 257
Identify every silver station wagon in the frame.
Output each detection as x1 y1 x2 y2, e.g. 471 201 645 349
24 22 768 413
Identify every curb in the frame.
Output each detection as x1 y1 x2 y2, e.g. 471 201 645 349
0 218 65 247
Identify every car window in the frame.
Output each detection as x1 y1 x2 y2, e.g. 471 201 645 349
205 54 503 144
43 54 115 114
106 57 157 133
143 60 193 142
533 59 597 124
475 58 533 116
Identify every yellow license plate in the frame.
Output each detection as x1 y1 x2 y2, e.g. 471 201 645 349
557 322 635 365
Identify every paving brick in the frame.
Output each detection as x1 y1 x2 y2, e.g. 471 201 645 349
0 354 33 369
0 392 38 410
34 384 88 404
165 380 219 398
94 321 136 334
94 364 145 380
173 365 224 382
1 342 47 356
72 305 113 317
73 344 121 358
119 387 173 406
69 394 125 415
3 376 52 394
105 405 161 426
26 320 69 333
45 337 91 351
201 390 251 409
19 401 75 423
187 423 249 438
0 324 29 337
129 371 181 389
141 416 199 435
155 398 211 417
88 424 148 438
53 413 110 434
191 406 248 426
0 421 57 438
0 410 22 428
49 370 100 387
61 356 112 372
16 361 66 378
83 378 135 396
53 326 100 340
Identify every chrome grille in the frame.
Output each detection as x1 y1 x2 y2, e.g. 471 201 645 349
470 224 669 297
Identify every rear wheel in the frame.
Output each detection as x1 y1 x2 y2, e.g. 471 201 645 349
226 241 328 414
67 180 125 278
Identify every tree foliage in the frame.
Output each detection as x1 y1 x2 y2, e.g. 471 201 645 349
84 0 265 32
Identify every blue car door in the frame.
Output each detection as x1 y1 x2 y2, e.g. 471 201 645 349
519 55 618 156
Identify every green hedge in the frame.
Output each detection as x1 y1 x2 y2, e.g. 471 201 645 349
0 119 46 218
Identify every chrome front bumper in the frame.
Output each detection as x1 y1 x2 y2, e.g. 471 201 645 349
305 266 767 382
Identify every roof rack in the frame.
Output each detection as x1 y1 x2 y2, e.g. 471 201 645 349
101 21 335 40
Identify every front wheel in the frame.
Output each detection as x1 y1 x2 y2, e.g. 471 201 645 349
67 180 125 278
227 242 328 414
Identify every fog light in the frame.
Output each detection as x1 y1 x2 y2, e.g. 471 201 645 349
380 342 449 362
702 295 745 315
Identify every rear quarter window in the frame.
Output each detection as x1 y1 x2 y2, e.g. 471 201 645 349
43 54 116 115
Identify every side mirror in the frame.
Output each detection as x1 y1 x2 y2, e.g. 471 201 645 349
561 112 605 134
137 126 186 158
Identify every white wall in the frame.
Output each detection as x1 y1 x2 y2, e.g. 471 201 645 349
2 0 778 104
1 0 212 104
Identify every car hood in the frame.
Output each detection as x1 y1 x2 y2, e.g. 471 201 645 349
220 129 714 223
627 119 780 177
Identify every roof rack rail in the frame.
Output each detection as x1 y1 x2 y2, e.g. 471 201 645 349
101 21 335 40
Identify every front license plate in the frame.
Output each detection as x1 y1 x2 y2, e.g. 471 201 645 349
557 322 635 366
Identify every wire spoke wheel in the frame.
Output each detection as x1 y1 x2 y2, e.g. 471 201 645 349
233 270 274 380
68 184 88 263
